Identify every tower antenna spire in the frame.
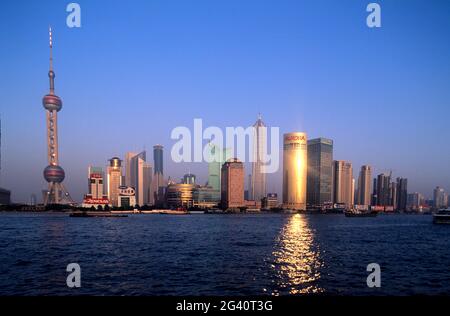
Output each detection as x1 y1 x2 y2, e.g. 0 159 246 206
49 26 53 68
48 26 55 94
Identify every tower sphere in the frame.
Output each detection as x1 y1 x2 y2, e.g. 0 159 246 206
43 94 62 111
44 165 65 183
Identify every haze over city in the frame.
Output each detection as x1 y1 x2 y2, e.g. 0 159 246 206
1 0 450 203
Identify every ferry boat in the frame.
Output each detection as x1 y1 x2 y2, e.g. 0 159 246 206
140 209 187 215
69 211 127 218
327 203 346 214
433 208 450 224
188 210 205 214
344 209 378 217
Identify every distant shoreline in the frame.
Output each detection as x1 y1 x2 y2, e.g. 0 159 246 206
0 209 433 216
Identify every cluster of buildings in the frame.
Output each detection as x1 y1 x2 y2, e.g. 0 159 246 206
33 94 448 212
278 135 412 212
80 143 250 211
77 117 434 213
81 147 165 209
284 136 421 212
2 28 449 213
79 116 278 211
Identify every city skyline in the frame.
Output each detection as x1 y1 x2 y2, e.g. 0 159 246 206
1 0 450 202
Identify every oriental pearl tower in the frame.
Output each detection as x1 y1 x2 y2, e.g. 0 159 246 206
42 27 74 205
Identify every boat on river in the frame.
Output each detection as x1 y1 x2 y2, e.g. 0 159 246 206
344 209 378 217
69 211 128 218
433 208 450 224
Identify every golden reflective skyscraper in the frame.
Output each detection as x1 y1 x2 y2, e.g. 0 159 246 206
282 132 307 210
107 157 123 207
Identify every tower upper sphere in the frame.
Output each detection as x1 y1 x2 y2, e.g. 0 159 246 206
43 94 62 111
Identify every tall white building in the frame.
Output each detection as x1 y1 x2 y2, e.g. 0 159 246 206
251 114 267 202
128 151 153 206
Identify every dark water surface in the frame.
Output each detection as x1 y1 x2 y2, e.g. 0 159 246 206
0 212 449 295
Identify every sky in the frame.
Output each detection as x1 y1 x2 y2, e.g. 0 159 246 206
0 0 449 203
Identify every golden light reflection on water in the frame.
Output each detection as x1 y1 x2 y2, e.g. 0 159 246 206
271 214 324 295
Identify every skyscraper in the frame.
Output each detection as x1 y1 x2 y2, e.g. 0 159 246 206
352 178 355 206
434 186 446 209
396 177 408 211
282 132 307 210
41 27 73 205
154 144 164 175
143 163 153 205
221 158 245 209
87 167 106 199
356 165 372 206
207 143 220 192
306 138 333 207
371 178 378 206
124 152 138 187
82 166 109 208
247 174 252 200
130 151 152 206
107 157 123 207
207 143 231 193
332 160 353 209
153 145 165 204
407 192 423 211
251 114 267 202
376 173 391 206
390 181 397 209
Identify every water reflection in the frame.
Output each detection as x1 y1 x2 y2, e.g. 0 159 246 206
271 214 324 294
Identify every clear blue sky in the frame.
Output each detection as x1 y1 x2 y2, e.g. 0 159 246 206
1 0 449 203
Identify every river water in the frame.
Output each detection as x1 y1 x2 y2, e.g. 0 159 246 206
0 212 449 295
